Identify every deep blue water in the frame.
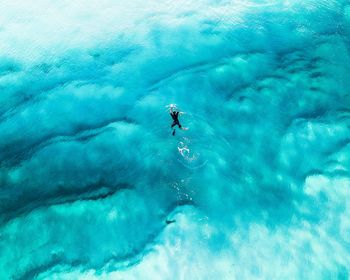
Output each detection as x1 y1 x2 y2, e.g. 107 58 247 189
1 0 350 279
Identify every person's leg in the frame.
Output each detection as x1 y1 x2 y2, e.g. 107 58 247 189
171 122 176 128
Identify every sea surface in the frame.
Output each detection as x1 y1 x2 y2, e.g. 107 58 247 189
1 0 350 279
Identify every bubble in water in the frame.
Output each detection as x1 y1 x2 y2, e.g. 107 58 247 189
177 137 208 170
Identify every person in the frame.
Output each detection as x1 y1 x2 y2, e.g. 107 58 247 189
166 219 176 225
170 106 183 136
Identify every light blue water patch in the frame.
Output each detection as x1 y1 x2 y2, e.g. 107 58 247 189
0 0 350 279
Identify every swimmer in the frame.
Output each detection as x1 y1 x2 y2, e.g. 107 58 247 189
169 104 187 136
165 219 176 225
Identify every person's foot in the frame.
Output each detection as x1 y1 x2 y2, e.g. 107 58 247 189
172 129 176 136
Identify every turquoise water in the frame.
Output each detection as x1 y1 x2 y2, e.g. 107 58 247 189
1 0 350 279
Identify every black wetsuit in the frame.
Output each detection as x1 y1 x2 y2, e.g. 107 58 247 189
170 111 181 135
170 111 182 128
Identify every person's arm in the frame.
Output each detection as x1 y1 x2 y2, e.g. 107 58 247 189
169 104 177 114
